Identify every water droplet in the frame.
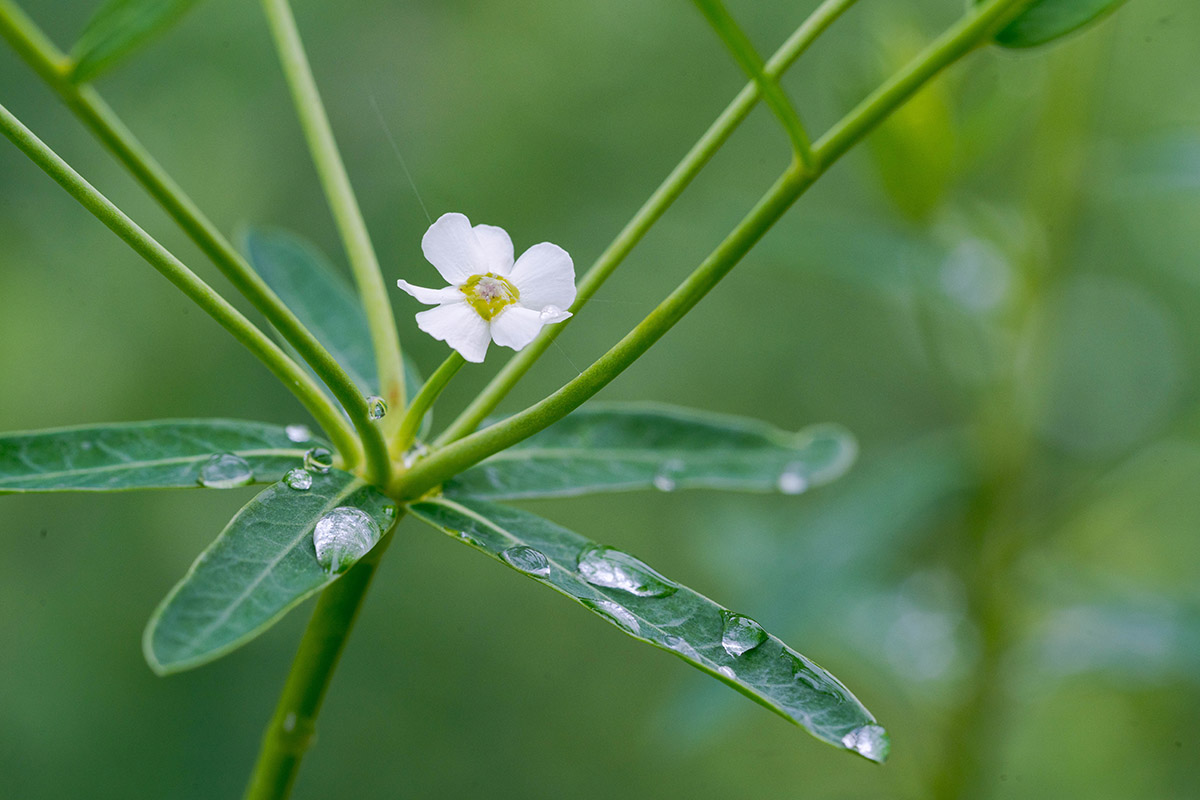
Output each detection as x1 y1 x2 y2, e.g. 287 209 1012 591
285 424 312 443
283 468 313 491
841 724 890 763
313 507 382 573
402 442 429 468
304 447 334 474
720 611 768 657
664 636 700 660
456 529 482 547
576 545 678 597
539 304 564 322
717 666 736 679
501 546 551 578
197 453 254 488
582 598 640 634
777 465 809 495
652 458 684 492
382 504 398 523
366 395 387 421
282 712 297 733
79 440 93 450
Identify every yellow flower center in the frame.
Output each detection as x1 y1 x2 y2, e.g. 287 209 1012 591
461 273 520 321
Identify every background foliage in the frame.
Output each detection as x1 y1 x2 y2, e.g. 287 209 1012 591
1 0 1198 796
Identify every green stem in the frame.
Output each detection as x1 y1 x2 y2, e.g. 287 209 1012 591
261 0 407 428
243 523 398 800
434 0 859 447
407 0 1032 498
691 0 813 163
0 101 360 462
0 0 394 484
393 353 465 455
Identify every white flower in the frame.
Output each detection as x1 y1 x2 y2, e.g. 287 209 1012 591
396 212 576 363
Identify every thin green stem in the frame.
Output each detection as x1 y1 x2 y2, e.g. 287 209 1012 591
0 101 360 461
691 0 813 163
393 352 465 455
435 0 859 447
0 0 395 484
243 523 398 800
261 0 407 428
407 0 1032 499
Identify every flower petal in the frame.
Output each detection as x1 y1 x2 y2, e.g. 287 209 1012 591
396 280 464 305
421 212 489 284
415 301 491 363
510 242 576 311
489 306 546 351
473 224 515 276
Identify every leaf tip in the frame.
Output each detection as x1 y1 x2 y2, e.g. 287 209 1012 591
841 723 890 763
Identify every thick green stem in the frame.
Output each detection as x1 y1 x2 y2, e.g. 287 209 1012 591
261 0 407 429
243 524 398 800
0 0 394 483
393 353 465 455
408 0 1032 498
434 0 860 447
0 101 361 461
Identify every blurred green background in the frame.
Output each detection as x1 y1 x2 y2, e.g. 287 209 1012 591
2 0 1198 797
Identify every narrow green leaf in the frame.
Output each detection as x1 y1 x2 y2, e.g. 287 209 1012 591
241 227 430 435
408 497 888 761
445 404 856 500
0 419 322 493
69 0 202 83
144 469 396 674
980 0 1130 48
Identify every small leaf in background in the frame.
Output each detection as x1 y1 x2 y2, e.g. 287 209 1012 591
0 420 321 493
69 0 202 83
144 469 395 674
241 227 432 436
445 404 856 500
408 497 887 761
978 0 1130 49
242 228 380 395
865 17 957 222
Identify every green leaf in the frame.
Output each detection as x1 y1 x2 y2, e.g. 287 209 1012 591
408 497 888 761
144 469 396 674
981 0 1130 48
242 227 380 394
0 419 321 493
241 227 430 435
69 0 202 83
445 403 856 500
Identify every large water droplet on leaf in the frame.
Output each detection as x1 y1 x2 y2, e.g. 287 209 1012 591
576 545 678 597
366 395 388 421
501 546 550 578
304 447 334 474
283 468 313 491
285 424 312 443
841 724 890 763
196 453 254 488
720 611 768 657
313 507 381 573
581 598 640 634
717 665 736 679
